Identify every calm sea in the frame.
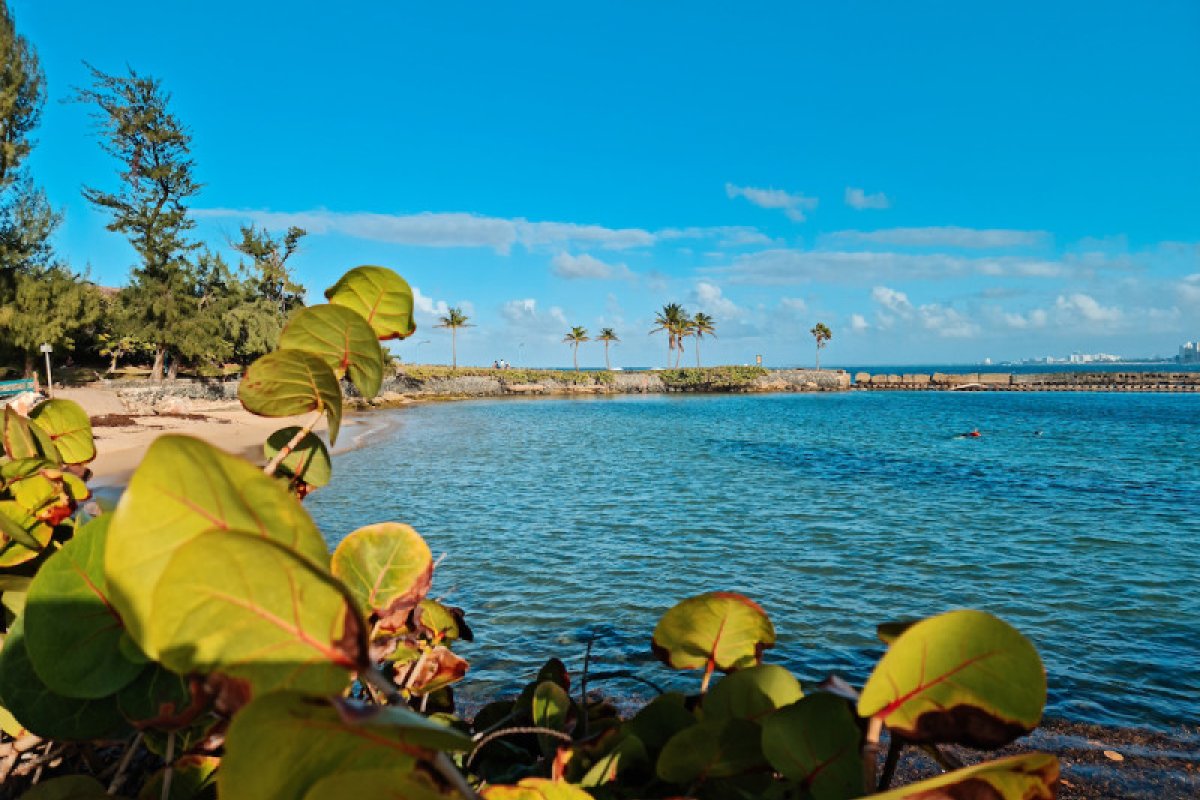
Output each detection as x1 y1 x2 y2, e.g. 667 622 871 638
307 392 1200 730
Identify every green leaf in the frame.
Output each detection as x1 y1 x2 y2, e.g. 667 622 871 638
324 265 417 341
0 457 54 486
29 399 96 464
331 523 433 622
0 498 43 550
858 610 1046 749
20 775 114 799
3 406 59 462
150 530 365 696
0 500 52 567
482 779 595 800
302 769 450 800
279 304 383 398
105 434 329 658
533 679 572 756
703 664 802 722
651 592 775 675
239 349 343 444
624 692 695 752
865 752 1059 800
0 617 130 741
761 693 862 800
138 755 220 800
24 516 143 699
265 426 332 488
655 717 765 784
413 599 473 643
219 691 470 800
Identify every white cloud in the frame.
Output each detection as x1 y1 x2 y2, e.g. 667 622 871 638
692 281 743 318
551 252 633 280
725 183 819 222
849 313 870 331
844 187 890 210
826 226 1050 249
500 298 569 338
871 285 913 313
658 226 773 247
412 286 450 319
1180 274 1200 305
869 285 979 338
1055 293 1123 324
998 309 1049 330
780 297 808 314
501 298 539 323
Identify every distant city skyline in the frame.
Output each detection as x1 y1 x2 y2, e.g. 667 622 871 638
11 0 1200 367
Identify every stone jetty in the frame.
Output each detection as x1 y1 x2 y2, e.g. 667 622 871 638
851 371 1200 392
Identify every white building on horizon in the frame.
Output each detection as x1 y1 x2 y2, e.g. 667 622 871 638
1180 341 1200 363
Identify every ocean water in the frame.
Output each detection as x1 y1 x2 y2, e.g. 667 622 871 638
307 392 1200 729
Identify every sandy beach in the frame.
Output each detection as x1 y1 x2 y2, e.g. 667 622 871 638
55 386 338 487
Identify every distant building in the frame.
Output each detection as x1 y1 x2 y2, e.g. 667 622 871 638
1180 341 1200 364
1068 352 1122 364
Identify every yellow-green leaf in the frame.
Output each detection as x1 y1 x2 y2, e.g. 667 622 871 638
325 265 416 341
483 779 595 800
331 523 433 621
651 592 775 675
265 426 332 488
302 769 450 800
656 717 764 784
858 610 1046 749
105 435 329 657
3 406 59 462
29 399 96 465
703 664 802 722
150 530 364 696
279 304 383 398
762 693 862 800
240 349 343 444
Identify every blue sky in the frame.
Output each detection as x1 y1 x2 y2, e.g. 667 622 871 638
12 1 1200 367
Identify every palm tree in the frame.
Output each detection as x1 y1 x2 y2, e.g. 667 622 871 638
810 322 832 369
596 328 619 370
650 303 687 368
435 307 472 370
563 326 589 371
691 312 716 367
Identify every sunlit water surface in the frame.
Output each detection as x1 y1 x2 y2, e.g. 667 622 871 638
307 392 1200 729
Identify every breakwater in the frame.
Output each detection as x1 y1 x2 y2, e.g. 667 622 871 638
852 371 1200 392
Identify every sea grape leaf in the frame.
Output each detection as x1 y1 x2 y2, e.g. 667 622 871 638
239 349 343 444
331 522 433 622
138 755 220 800
703 663 802 722
576 732 649 788
865 752 1059 800
651 592 775 674
150 530 365 697
20 775 114 799
655 717 765 784
624 692 695 752
0 456 53 486
0 498 43 550
0 500 52 567
302 769 450 800
482 779 596 800
10 472 74 527
3 406 59 462
858 609 1046 750
413 599 474 643
405 645 469 696
0 617 130 741
265 426 332 488
278 304 384 398
761 693 862 800
532 679 572 756
324 265 417 341
29 399 96 464
219 691 470 800
24 516 143 699
105 434 329 656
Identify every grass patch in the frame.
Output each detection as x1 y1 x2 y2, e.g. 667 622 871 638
658 366 769 388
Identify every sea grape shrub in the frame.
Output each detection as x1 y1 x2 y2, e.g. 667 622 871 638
0 266 1059 800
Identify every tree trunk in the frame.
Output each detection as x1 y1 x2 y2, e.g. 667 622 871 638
23 352 34 379
815 345 820 370
605 342 611 371
167 356 179 381
573 344 579 371
696 338 701 368
451 329 457 370
152 345 166 383
109 350 120 373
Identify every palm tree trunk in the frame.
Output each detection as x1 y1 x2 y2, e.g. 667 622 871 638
696 339 701 368
605 342 611 371
815 345 820 370
451 328 457 370
573 343 579 371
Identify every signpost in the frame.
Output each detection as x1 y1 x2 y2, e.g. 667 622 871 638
39 343 53 398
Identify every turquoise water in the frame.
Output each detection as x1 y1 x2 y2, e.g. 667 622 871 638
307 392 1200 729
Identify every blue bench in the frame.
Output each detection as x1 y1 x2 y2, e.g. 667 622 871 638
0 378 37 398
